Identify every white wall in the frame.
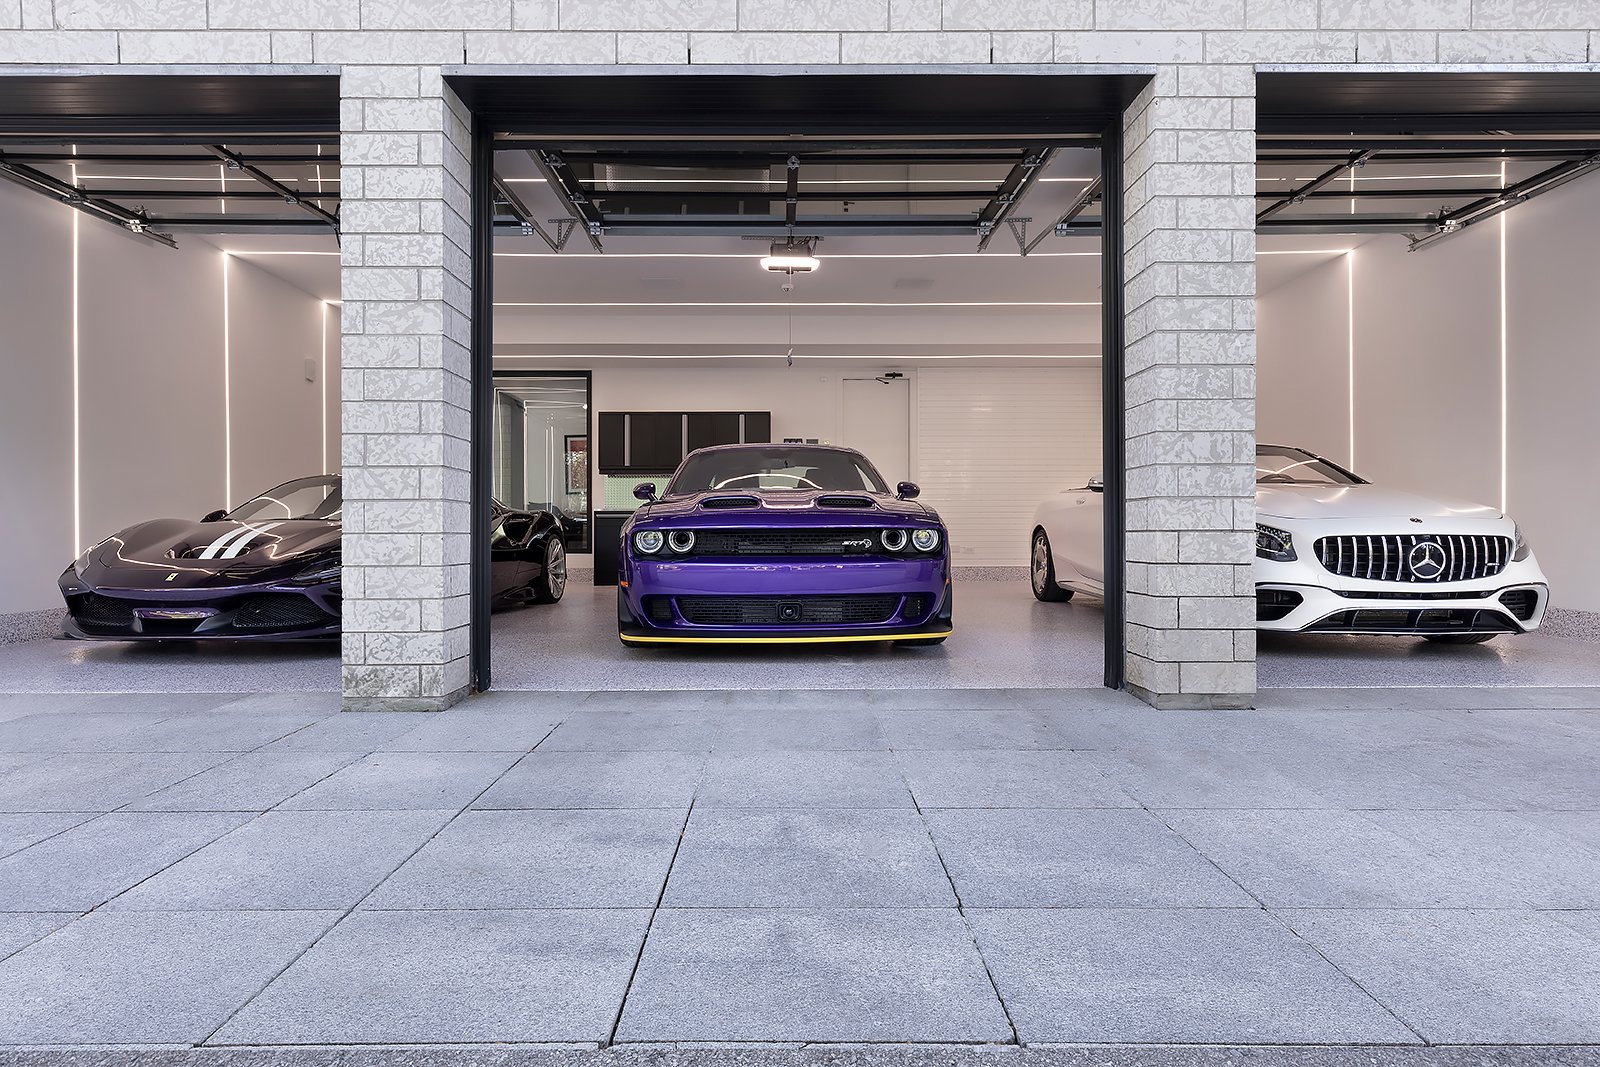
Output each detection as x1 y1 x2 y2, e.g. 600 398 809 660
0 178 337 615
1257 177 1600 611
0 178 74 616
916 366 1102 567
533 361 1100 568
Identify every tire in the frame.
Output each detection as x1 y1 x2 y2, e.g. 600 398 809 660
1030 530 1074 602
896 637 947 647
1423 632 1498 645
530 536 567 604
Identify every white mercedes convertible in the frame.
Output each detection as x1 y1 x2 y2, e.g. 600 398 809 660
1030 444 1550 643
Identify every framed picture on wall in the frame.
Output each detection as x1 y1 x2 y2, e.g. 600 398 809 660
564 435 589 495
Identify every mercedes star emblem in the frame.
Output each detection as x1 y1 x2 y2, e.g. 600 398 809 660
1408 540 1447 580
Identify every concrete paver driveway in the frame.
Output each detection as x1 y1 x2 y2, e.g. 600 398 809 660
0 686 1597 1057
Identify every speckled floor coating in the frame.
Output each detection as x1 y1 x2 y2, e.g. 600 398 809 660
491 580 1105 692
0 688 1596 1053
1 580 1597 694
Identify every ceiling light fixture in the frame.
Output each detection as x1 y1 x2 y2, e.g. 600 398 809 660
761 238 820 274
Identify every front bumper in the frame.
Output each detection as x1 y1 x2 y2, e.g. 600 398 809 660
618 556 953 644
59 567 341 641
1254 554 1549 636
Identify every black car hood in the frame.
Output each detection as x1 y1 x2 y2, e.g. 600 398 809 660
77 517 339 589
648 488 937 522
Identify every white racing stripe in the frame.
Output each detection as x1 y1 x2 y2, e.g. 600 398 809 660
219 521 284 560
197 525 252 560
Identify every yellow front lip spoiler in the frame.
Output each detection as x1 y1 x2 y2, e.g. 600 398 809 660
621 630 953 645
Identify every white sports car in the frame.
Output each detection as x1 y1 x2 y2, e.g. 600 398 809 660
1030 444 1550 643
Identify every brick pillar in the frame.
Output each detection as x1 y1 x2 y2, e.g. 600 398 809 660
339 67 473 711
1120 66 1257 710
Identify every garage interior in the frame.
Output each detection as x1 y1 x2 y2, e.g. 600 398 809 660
1 72 1598 694
477 80 1113 692
1253 71 1600 688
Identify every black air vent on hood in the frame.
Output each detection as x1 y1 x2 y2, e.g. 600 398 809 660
700 496 761 510
818 496 876 509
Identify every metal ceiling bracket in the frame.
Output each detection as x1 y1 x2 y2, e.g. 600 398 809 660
1407 150 1600 252
529 147 605 252
976 146 1058 252
1005 217 1030 255
1031 175 1104 254
493 175 569 253
552 218 577 251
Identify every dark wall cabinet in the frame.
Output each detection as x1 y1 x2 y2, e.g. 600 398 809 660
597 411 772 474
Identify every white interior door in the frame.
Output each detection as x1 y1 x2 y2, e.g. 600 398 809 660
842 377 911 486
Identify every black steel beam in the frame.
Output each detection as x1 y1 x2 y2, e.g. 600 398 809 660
0 151 338 165
0 154 177 247
529 148 605 252
1254 187 1504 200
548 151 1025 168
976 147 1055 252
784 155 799 230
205 145 339 232
1259 149 1593 165
1256 149 1376 223
498 136 1091 153
1258 137 1600 153
80 188 340 202
585 188 1002 203
1098 123 1125 693
471 119 496 694
574 216 1100 238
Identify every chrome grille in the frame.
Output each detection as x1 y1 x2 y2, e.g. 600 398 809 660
1314 534 1513 583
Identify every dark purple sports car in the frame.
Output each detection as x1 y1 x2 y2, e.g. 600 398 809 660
59 475 567 641
618 444 953 646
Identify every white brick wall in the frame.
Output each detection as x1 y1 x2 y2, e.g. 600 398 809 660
1121 66 1257 708
6 0 1600 708
339 66 474 711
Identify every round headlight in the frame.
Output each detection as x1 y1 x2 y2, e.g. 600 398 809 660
633 530 664 554
911 528 941 553
881 529 908 552
667 530 696 554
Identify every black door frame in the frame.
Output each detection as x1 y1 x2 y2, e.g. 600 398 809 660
465 72 1141 695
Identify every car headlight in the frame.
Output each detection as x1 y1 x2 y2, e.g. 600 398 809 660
292 557 341 584
1255 523 1296 562
1512 523 1532 562
667 530 695 554
72 538 109 575
911 528 941 553
880 529 908 552
633 530 664 555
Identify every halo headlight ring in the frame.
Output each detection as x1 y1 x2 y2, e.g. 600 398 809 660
911 528 941 553
880 529 908 552
667 530 696 554
633 530 664 555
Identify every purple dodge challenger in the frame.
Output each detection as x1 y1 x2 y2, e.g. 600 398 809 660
618 443 953 646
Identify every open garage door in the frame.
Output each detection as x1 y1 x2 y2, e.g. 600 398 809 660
452 73 1148 695
1254 71 1600 689
0 76 342 693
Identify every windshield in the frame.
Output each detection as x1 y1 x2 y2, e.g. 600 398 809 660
669 447 891 495
228 476 343 522
1256 446 1362 486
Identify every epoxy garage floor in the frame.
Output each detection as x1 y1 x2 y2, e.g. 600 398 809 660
0 686 1597 1050
0 580 1596 693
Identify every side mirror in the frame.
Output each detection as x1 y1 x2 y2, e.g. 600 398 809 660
896 481 921 500
1086 478 1104 494
202 509 228 523
633 482 658 502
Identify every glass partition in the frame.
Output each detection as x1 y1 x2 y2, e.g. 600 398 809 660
491 372 591 553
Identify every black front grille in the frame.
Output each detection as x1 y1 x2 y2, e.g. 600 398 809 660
677 594 902 626
645 597 673 622
1315 534 1513 583
232 594 335 631
69 593 135 631
1257 589 1303 622
690 529 884 556
1306 608 1519 634
1499 588 1539 622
